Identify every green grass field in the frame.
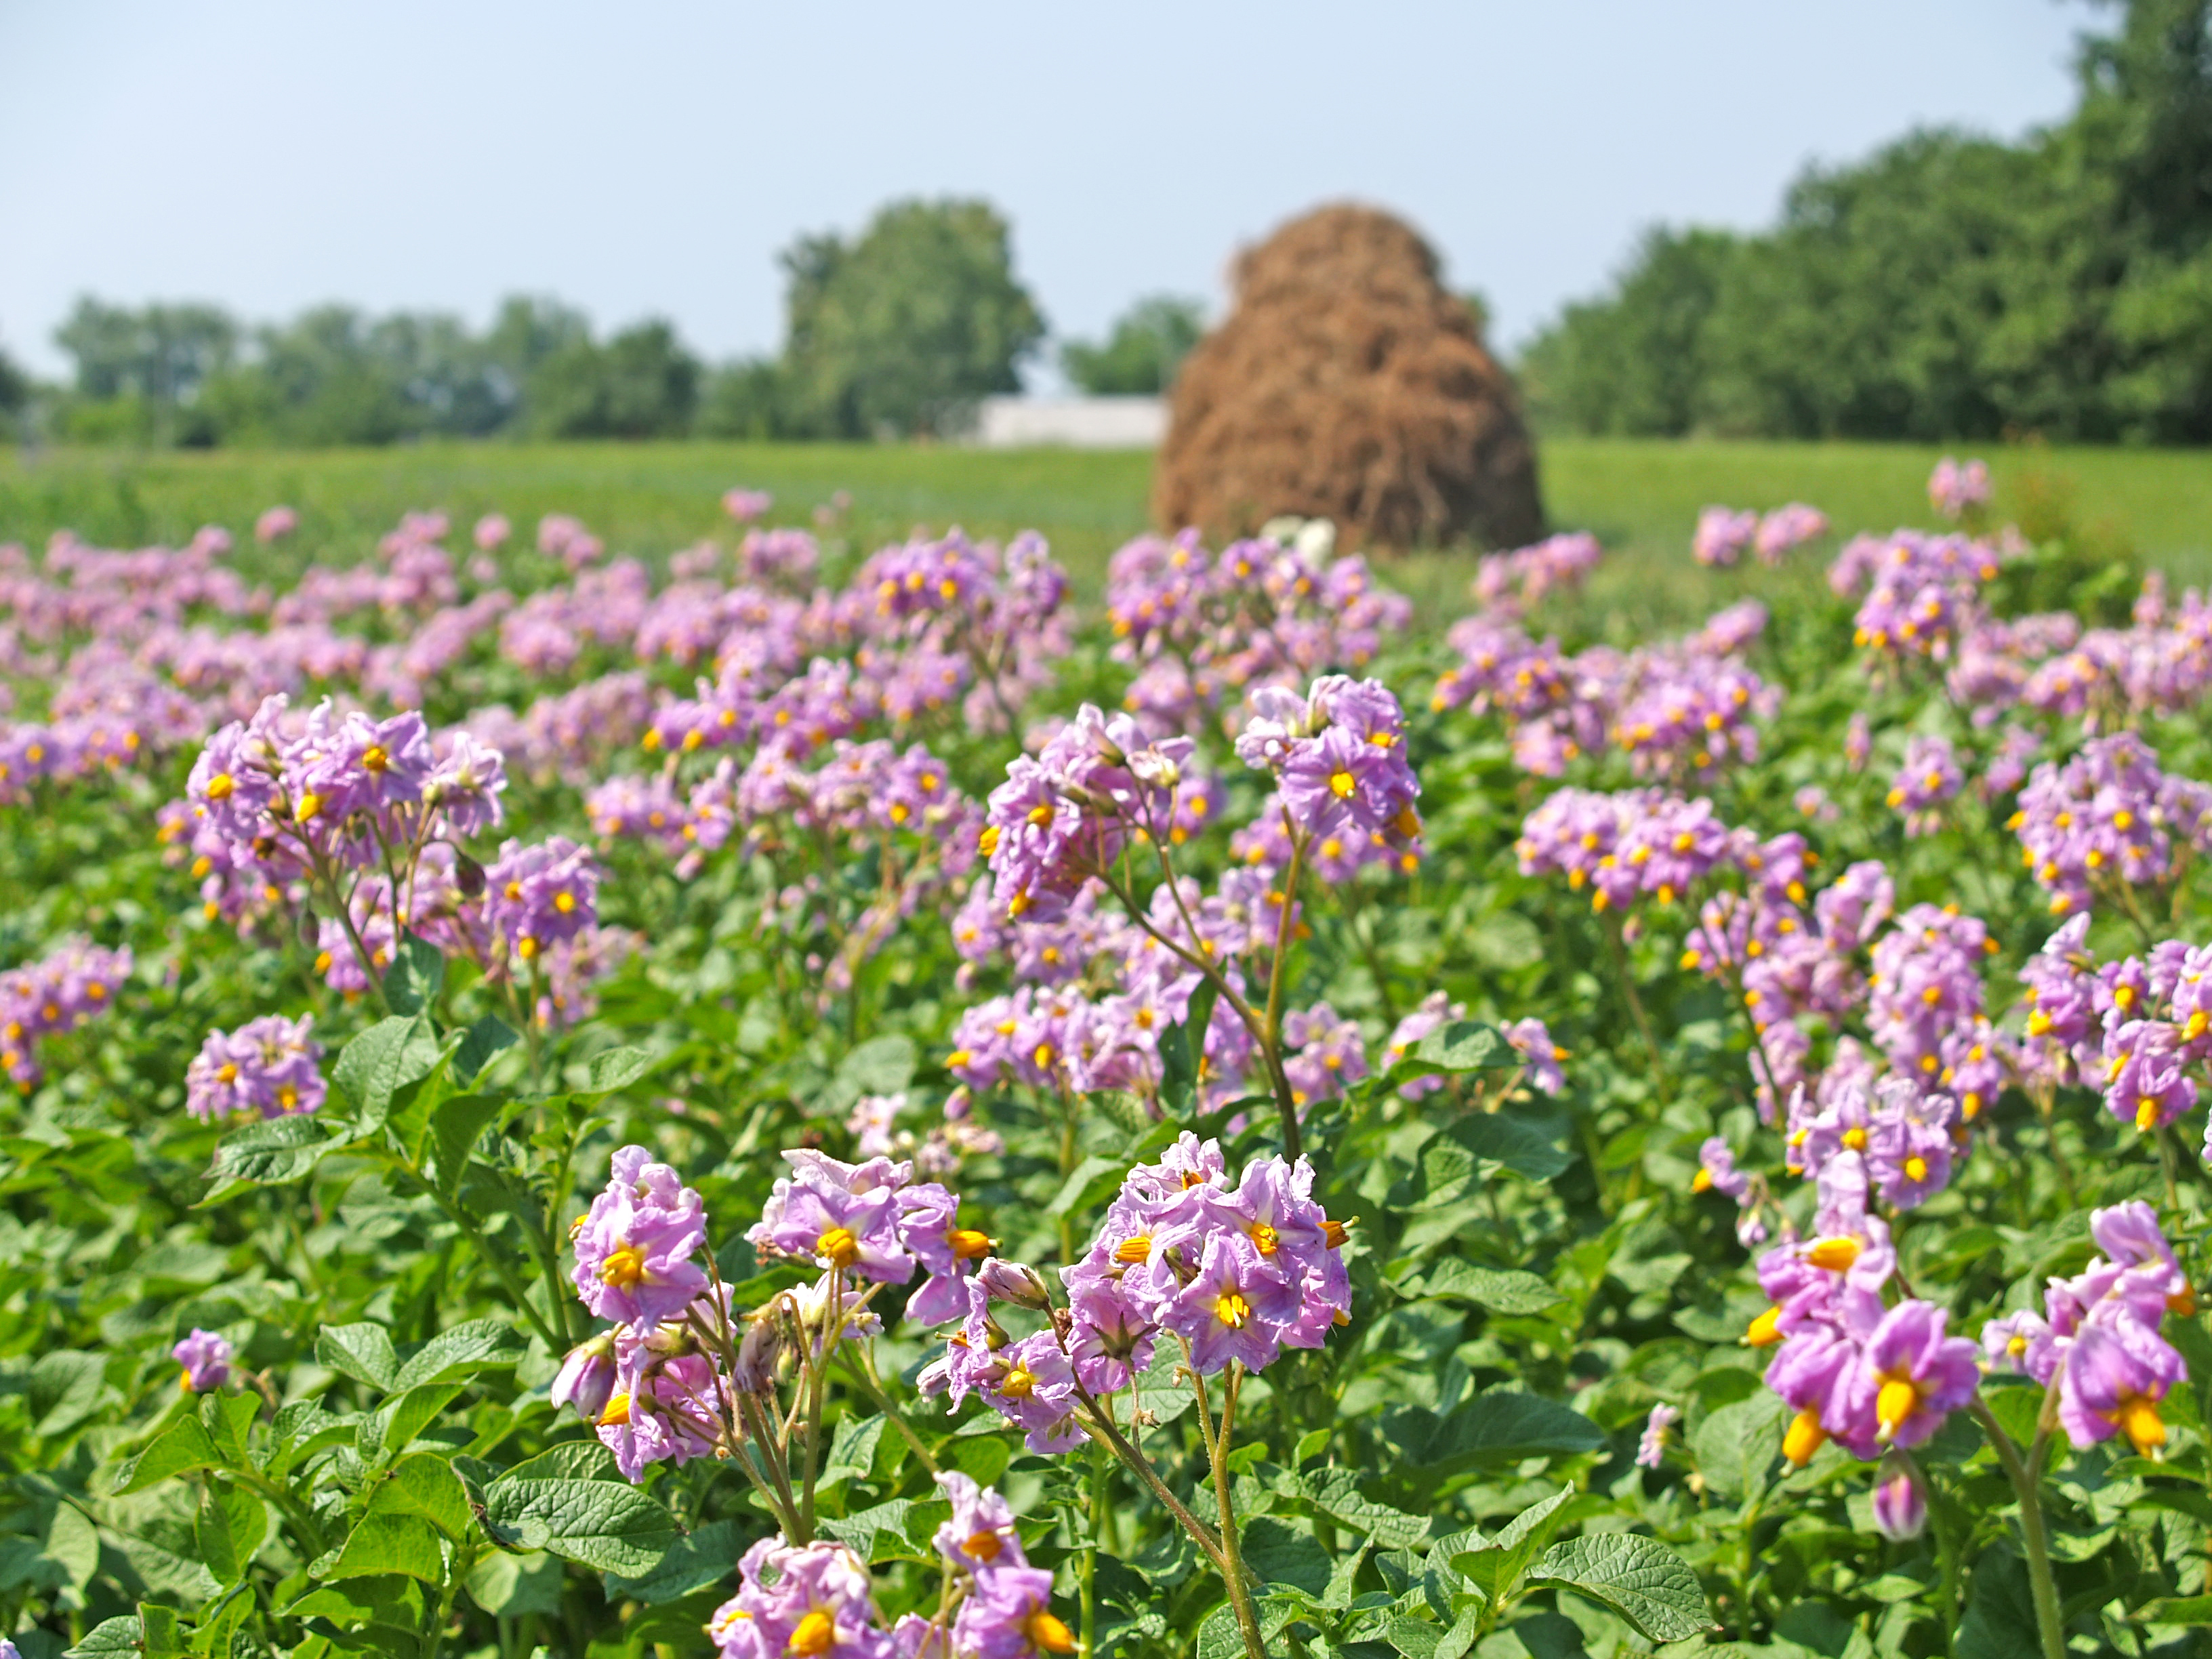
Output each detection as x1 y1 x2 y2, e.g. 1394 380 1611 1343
2 438 2205 634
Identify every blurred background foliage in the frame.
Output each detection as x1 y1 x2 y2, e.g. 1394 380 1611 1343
2 0 2208 452
1521 0 2212 442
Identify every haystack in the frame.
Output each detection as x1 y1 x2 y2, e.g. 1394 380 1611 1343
1152 203 1544 551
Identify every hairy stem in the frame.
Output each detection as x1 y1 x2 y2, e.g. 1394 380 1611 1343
1196 1364 1267 1659
1968 1397 2065 1659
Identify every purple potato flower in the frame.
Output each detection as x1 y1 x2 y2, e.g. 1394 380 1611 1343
173 1328 234 1393
570 1145 709 1326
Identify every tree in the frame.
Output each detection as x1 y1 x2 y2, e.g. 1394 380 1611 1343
248 306 411 446
1517 0 2212 442
696 356 788 439
54 298 238 442
1061 295 1204 395
0 341 26 420
527 320 699 439
779 199 1045 437
1520 229 1737 436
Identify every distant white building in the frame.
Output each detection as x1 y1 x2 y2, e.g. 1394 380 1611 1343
973 396 1168 449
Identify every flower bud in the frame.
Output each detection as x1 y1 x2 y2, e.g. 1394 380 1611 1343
734 1311 788 1394
550 1333 617 1421
454 851 487 899
977 1258 1051 1311
1869 1448 1927 1541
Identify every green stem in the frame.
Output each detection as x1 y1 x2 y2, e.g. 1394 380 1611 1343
1969 1398 2065 1659
737 1391 804 1538
1931 1486 1961 1659
1073 1387 1225 1568
394 1165 562 1349
840 1349 943 1475
239 1465 327 1559
1081 1443 1106 1659
2030 1082 2079 1209
1197 1364 1267 1659
1602 913 1663 1080
1126 838 1301 1155
1735 1493 1763 1641
1260 830 1307 1161
323 867 393 1017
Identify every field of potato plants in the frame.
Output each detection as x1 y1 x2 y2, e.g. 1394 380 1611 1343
1 460 2210 1659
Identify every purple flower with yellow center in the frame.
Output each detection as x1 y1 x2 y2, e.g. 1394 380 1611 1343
487 835 599 963
1282 1002 1367 1110
899 1183 996 1325
299 708 434 822
1162 1231 1303 1375
710 1536 891 1659
918 1281 1008 1412
2171 942 2212 1054
1886 735 1961 836
593 1330 724 1481
951 1563 1078 1658
173 1328 234 1393
2104 1018 2198 1132
979 1332 1082 1453
1865 1101 1953 1210
1636 1403 1679 1468
1815 859 1894 949
425 730 507 837
1692 1136 1747 1200
763 1175 908 1284
1765 1324 1869 1465
1504 1017 1567 1095
570 1145 708 1326
932 1471 1028 1573
2057 1307 2188 1459
2091 1200 2195 1315
1845 1300 1980 1450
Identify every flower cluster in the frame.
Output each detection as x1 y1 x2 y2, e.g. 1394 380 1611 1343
707 1475 1071 1659
980 708 1176 922
1694 504 1830 568
1693 508 1759 568
1927 456 1991 520
1866 901 1994 1086
1433 601 1776 781
185 1013 325 1122
1982 1202 2192 1459
1233 675 1419 844
1471 532 1603 613
2012 913 2212 1142
1754 503 1830 563
1105 526 1411 736
179 695 506 905
1515 788 1734 914
1833 531 2005 662
921 1135 1352 1449
1885 735 1962 836
2011 733 2212 916
949 860 1369 1115
1748 1155 1979 1480
558 1146 729 1479
0 938 132 1089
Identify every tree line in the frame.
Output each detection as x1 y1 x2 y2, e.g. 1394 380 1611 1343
0 199 1206 448
1521 0 2212 443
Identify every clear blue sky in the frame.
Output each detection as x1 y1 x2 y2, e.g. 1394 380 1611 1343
0 2 2088 382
